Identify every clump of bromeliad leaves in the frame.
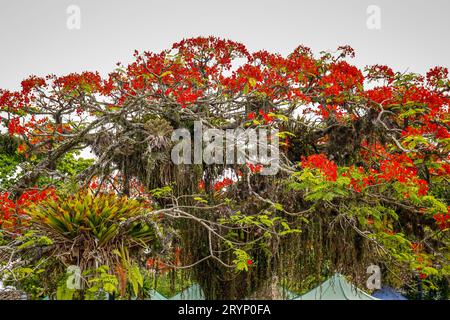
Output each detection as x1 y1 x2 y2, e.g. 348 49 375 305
0 37 449 299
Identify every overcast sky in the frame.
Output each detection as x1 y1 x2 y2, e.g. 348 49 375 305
0 0 449 90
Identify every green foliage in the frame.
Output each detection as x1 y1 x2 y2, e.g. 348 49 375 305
115 246 144 298
25 190 156 246
348 205 398 229
84 265 119 300
2 258 54 300
56 278 76 300
0 134 21 188
288 168 349 202
56 151 94 178
3 190 161 300
17 231 54 250
150 185 173 198
232 249 252 272
370 232 414 263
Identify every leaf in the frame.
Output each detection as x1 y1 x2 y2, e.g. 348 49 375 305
273 203 283 211
103 283 117 294
128 265 143 297
194 197 208 204
160 71 172 78
56 283 75 300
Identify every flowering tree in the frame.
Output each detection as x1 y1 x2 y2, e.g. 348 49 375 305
1 37 449 299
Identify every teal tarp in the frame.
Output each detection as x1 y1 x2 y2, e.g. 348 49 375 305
148 289 169 300
170 284 205 300
277 286 298 300
149 276 377 300
295 273 378 300
148 284 205 300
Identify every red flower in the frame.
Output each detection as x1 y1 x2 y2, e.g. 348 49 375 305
411 242 421 252
89 181 99 190
146 258 155 268
259 110 274 124
433 212 450 230
426 66 448 86
301 154 338 181
21 76 46 95
247 163 263 174
8 118 26 135
0 188 56 234
417 179 429 197
247 259 253 266
365 86 393 105
165 87 203 108
213 178 234 192
366 64 395 83
319 61 364 99
17 143 27 154
54 71 102 92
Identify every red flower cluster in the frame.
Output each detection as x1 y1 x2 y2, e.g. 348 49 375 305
337 45 356 59
317 104 345 120
365 65 395 84
247 112 256 120
402 121 450 140
378 154 417 183
165 87 202 108
259 110 274 123
0 188 57 233
146 257 169 273
246 110 274 123
54 71 104 93
429 162 450 176
0 90 15 109
319 61 364 99
237 65 263 84
426 66 448 87
365 86 393 106
21 76 46 95
197 178 236 192
433 212 450 230
213 178 234 192
344 152 429 197
247 163 263 173
7 117 26 135
198 180 205 190
172 37 251 69
301 154 338 181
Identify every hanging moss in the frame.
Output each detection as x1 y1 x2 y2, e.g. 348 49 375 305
85 113 404 299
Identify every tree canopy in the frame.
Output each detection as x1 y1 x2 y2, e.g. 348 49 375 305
1 37 449 299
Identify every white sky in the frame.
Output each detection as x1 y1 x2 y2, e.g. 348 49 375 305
0 0 449 91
